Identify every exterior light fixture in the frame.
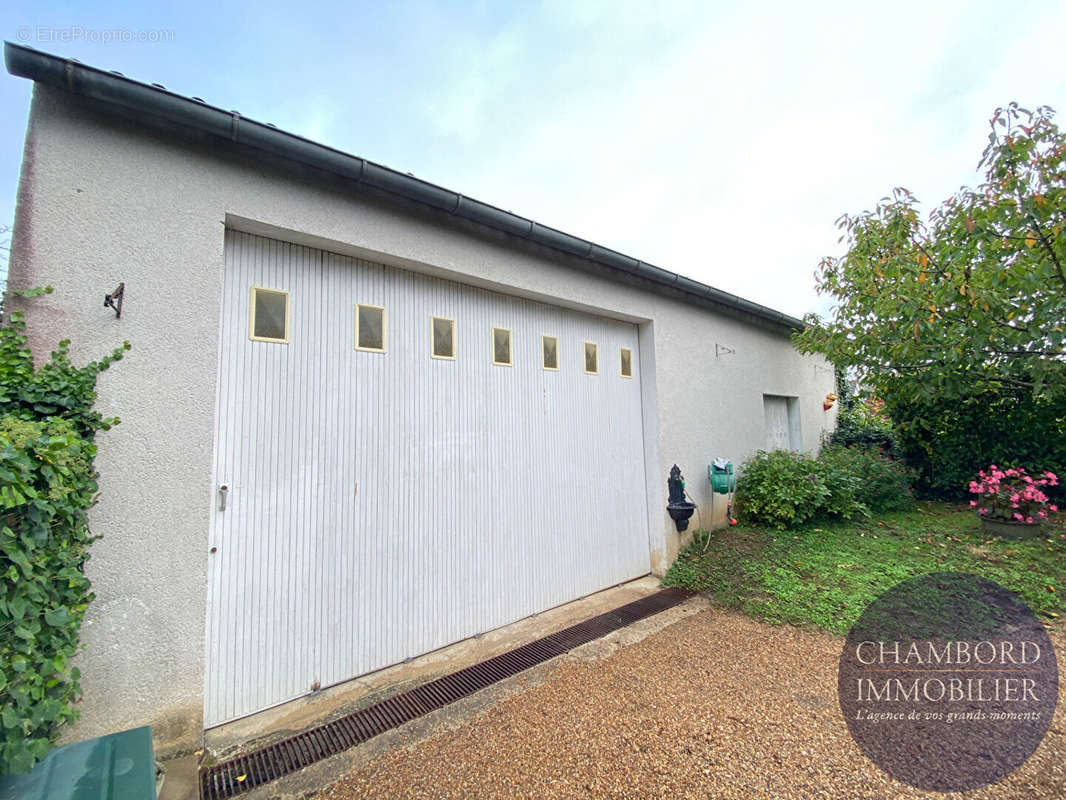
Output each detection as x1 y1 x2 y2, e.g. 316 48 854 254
104 282 125 318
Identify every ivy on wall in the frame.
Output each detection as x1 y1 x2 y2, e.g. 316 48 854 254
0 289 128 774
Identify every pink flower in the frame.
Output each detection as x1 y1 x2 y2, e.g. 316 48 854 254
1026 516 1034 524
967 465 1058 520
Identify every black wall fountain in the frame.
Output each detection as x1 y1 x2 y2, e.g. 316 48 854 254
666 464 696 531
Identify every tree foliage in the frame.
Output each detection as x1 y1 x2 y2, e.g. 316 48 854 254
0 297 127 774
795 103 1066 403
886 389 1066 501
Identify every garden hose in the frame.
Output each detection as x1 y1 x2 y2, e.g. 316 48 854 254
683 489 707 551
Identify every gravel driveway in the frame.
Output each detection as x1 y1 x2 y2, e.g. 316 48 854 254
318 607 1065 799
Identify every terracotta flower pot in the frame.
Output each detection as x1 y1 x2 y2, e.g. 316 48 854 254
979 516 1044 539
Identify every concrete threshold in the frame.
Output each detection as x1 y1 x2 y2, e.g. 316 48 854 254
161 576 708 799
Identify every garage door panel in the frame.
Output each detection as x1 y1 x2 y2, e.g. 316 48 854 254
207 230 649 725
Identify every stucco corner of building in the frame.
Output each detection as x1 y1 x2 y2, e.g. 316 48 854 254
649 546 668 578
148 701 204 760
652 526 681 577
8 95 39 294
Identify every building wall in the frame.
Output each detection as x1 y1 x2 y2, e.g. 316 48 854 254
7 84 837 755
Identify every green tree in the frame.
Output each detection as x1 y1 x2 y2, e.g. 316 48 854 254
795 103 1066 403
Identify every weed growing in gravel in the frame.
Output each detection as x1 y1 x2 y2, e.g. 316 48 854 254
662 502 1066 635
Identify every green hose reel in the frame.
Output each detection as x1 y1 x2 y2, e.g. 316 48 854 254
709 459 735 494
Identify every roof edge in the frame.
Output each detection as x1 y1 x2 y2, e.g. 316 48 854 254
4 41 805 332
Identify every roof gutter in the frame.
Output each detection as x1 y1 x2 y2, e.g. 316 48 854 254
4 42 804 332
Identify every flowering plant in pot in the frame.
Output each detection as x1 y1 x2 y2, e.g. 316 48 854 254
968 465 1058 538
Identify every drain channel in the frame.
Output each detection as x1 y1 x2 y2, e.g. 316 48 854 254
199 588 691 799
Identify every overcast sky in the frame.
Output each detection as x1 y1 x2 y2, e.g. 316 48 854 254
2 0 1064 319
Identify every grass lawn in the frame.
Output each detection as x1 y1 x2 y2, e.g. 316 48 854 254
661 501 1066 635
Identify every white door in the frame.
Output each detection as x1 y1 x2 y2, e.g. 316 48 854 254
204 231 650 725
764 395 791 450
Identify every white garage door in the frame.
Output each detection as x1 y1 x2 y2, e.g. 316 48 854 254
204 231 650 725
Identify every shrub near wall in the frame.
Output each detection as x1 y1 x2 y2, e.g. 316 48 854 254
0 296 127 775
734 450 831 530
735 446 913 530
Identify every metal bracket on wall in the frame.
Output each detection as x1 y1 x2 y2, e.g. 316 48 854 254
103 282 124 318
715 343 735 358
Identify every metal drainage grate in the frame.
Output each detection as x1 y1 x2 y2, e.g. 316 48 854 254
199 588 691 799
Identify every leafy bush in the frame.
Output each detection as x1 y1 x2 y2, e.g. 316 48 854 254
887 389 1066 503
819 444 915 513
1 418 95 773
0 298 127 774
811 447 867 519
734 450 830 530
735 445 913 530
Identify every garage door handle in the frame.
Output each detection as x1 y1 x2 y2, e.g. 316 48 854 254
218 484 228 512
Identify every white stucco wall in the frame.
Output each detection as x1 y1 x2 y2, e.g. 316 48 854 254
7 84 837 755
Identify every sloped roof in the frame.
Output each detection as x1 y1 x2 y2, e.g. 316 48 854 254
5 41 804 331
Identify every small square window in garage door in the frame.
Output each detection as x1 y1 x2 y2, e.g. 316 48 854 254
356 304 386 352
620 348 633 378
542 335 559 370
492 327 512 366
584 342 598 374
249 287 290 343
431 316 456 360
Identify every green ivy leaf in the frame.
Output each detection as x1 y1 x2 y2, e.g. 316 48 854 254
2 707 21 729
43 607 69 627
